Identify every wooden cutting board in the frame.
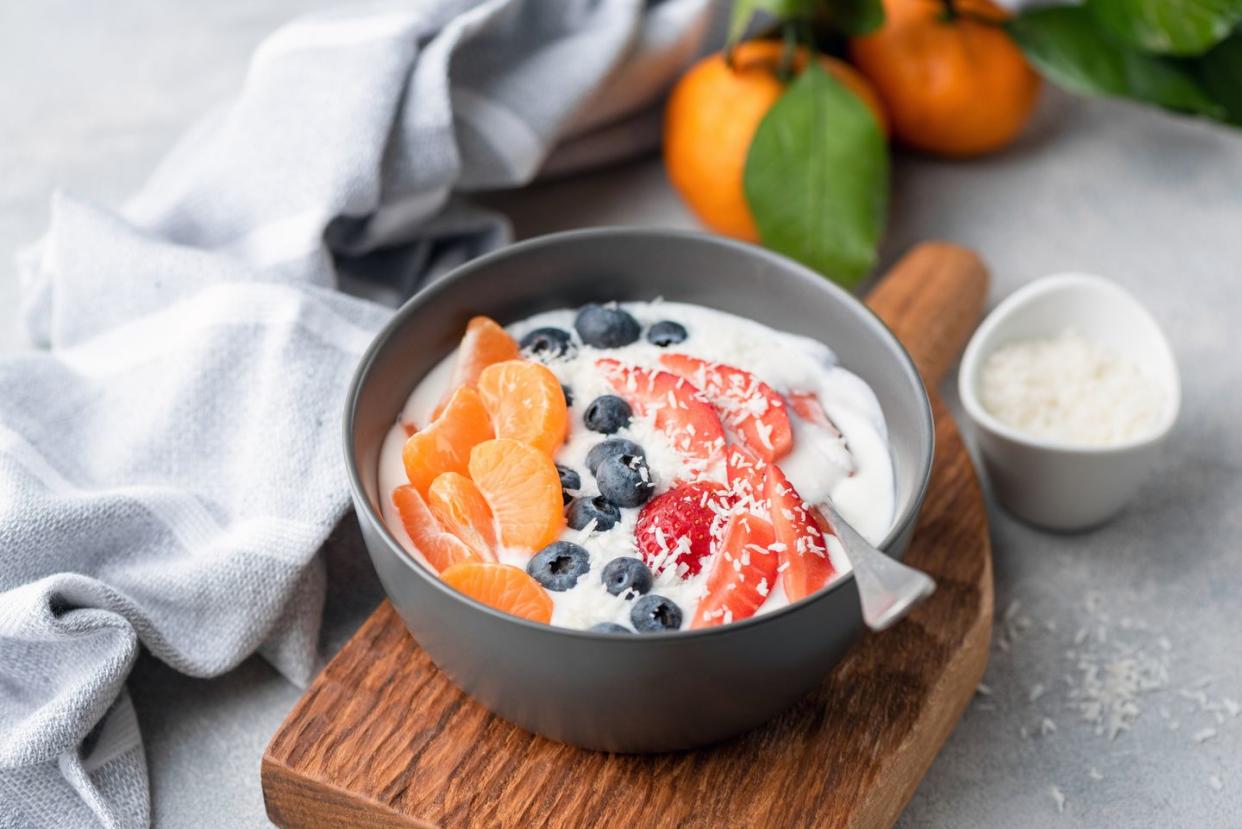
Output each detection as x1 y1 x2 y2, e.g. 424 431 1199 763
262 242 993 829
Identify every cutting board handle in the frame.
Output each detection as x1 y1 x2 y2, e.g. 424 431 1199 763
866 242 990 387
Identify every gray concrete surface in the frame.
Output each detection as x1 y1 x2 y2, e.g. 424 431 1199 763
3 3 1241 827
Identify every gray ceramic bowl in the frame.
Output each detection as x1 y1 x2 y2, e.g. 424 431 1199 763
344 228 932 752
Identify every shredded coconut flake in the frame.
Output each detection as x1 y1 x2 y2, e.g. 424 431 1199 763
979 330 1165 447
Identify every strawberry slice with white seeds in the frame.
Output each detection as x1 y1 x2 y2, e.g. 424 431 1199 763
787 390 855 475
725 443 768 508
787 391 843 439
634 481 730 577
691 511 780 629
596 358 726 468
765 464 837 602
659 354 792 461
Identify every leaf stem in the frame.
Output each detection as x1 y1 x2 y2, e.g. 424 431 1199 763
939 0 1007 27
777 22 798 82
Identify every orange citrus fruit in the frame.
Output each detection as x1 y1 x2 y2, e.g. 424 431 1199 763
468 438 565 552
440 561 554 623
403 385 494 496
450 316 520 389
391 484 480 573
664 40 888 242
850 0 1040 157
427 471 499 561
477 360 568 456
431 316 520 420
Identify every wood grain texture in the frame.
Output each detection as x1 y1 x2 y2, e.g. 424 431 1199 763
263 242 993 829
867 242 988 387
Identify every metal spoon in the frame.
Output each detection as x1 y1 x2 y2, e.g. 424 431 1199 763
819 501 935 632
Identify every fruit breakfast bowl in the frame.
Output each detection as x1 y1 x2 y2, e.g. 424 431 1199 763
343 228 934 752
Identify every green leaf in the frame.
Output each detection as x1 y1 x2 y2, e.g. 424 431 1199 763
1087 0 1242 55
814 0 885 37
1199 30 1242 123
728 0 884 46
743 62 888 288
728 0 816 47
1008 7 1225 118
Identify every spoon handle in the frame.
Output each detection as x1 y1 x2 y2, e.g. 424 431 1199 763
820 502 935 632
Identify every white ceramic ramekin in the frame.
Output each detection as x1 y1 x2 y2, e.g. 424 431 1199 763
958 273 1180 531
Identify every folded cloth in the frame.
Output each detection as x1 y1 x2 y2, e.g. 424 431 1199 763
0 2 710 826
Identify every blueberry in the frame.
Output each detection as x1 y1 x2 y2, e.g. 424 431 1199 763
566 495 621 531
601 557 653 598
590 622 632 634
585 438 643 475
526 541 591 592
630 595 683 632
574 303 641 348
562 385 574 408
520 327 575 360
646 320 688 347
595 453 654 508
583 395 632 434
557 464 581 505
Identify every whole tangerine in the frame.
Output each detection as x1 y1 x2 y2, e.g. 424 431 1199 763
664 40 888 243
850 0 1041 157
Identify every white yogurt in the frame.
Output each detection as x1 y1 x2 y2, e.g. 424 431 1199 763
377 301 895 631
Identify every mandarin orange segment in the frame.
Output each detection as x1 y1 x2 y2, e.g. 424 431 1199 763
451 316 521 389
427 472 498 561
402 385 494 496
391 485 481 573
468 438 565 552
440 561 554 623
430 316 521 420
477 360 568 456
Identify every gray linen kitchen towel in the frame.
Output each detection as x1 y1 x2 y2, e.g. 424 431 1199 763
0 1 710 826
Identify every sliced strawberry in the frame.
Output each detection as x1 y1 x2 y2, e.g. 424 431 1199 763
725 443 768 508
596 358 726 469
659 354 792 461
691 511 780 629
634 481 730 577
765 464 836 602
787 391 836 433
787 391 855 475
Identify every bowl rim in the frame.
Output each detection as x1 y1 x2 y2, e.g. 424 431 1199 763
344 227 934 641
958 272 1181 456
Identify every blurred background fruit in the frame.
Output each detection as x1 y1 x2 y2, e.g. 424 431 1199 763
664 40 887 243
659 0 1242 292
850 0 1040 157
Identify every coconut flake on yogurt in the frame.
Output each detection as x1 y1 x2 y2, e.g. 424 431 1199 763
376 300 896 632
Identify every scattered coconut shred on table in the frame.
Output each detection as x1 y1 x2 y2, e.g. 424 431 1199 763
979 330 1166 446
976 591 1239 813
